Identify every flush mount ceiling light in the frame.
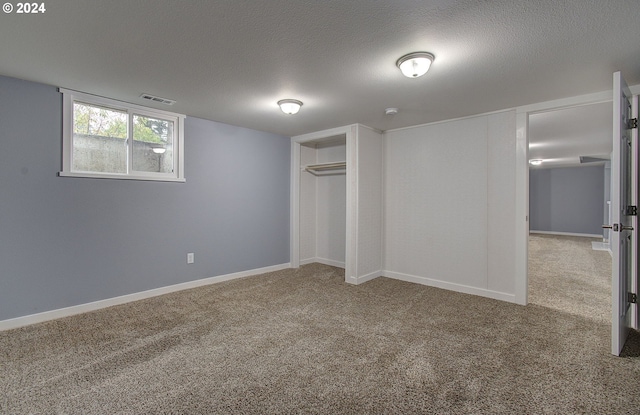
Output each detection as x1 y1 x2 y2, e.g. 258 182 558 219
396 52 435 78
529 159 543 166
152 146 166 154
278 99 303 115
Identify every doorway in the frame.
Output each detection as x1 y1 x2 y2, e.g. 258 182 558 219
526 102 613 320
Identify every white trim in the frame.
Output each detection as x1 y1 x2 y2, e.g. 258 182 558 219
380 131 387 274
356 124 383 135
58 88 186 183
529 230 603 238
514 112 529 305
346 270 382 285
290 141 301 269
61 90 73 174
0 263 291 332
512 88 638 307
292 124 354 144
316 257 346 268
291 124 358 284
379 87 639 136
176 115 185 180
299 257 346 269
383 270 516 303
516 90 613 115
386 108 515 134
58 171 186 182
345 124 357 283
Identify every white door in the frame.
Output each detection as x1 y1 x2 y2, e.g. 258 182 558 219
610 71 636 356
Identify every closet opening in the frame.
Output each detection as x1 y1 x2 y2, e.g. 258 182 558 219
298 134 347 269
291 124 384 285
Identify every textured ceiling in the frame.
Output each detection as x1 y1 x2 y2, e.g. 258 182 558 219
1 0 639 137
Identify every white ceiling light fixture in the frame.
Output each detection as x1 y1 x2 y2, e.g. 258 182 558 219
278 99 303 115
152 146 166 154
529 159 543 166
396 52 435 78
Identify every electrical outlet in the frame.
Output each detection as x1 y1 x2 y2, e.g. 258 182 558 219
187 253 194 264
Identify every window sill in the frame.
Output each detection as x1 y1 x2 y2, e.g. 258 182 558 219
58 171 186 183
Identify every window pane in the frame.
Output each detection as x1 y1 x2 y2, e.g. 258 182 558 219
132 115 174 173
72 102 128 173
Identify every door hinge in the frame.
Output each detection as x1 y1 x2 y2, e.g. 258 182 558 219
626 205 637 216
629 118 638 129
628 292 637 304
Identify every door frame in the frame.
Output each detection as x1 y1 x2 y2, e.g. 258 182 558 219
515 87 639 330
516 90 621 306
290 124 357 282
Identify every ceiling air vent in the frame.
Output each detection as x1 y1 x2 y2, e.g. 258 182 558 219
579 156 608 164
139 93 176 106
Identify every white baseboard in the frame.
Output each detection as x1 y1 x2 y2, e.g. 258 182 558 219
300 257 345 269
529 230 603 238
591 241 611 252
300 258 376 285
345 270 382 285
299 258 315 266
383 270 516 303
0 262 291 332
315 257 345 268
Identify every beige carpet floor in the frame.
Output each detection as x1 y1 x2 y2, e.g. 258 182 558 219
2 237 640 414
528 233 612 324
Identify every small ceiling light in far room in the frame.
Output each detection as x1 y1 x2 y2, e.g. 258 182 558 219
385 108 398 115
152 146 166 154
529 159 543 166
278 99 303 115
396 52 435 78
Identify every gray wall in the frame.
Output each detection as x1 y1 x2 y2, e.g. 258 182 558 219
0 76 290 321
529 165 605 236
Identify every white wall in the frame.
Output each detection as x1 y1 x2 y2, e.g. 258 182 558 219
354 126 384 282
383 110 517 302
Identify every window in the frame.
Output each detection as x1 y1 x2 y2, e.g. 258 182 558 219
60 89 185 182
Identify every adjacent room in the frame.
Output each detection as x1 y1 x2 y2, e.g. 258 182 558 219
1 1 640 413
527 102 614 323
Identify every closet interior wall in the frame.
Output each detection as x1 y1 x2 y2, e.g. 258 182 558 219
299 136 347 268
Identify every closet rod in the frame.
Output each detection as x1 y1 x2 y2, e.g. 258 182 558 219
304 161 347 172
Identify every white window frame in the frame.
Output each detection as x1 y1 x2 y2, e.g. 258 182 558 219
59 88 186 182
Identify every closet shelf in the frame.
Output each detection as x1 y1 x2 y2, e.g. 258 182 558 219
304 161 347 173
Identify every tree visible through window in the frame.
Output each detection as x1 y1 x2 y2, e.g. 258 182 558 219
73 102 128 174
